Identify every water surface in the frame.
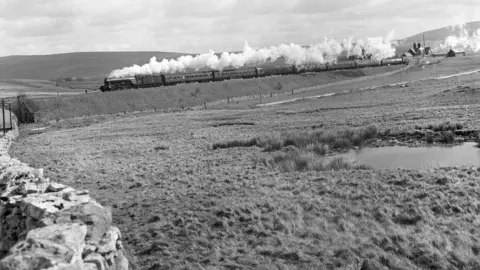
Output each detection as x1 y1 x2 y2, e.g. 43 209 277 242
348 142 480 169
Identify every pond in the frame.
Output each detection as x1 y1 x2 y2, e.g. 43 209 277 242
347 142 480 169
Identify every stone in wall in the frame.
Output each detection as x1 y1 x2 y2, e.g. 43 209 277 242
0 122 129 269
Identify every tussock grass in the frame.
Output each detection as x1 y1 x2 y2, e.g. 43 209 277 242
212 138 258 150
213 124 378 151
423 121 464 132
216 125 377 172
259 150 370 172
154 145 169 151
438 130 455 143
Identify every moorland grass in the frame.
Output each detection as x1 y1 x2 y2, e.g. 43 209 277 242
421 121 464 132
213 124 378 151
215 125 376 172
259 151 370 172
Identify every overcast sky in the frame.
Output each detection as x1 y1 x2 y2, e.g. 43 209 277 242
0 0 478 57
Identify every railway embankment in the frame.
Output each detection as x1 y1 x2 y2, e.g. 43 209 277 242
0 122 130 269
26 64 405 123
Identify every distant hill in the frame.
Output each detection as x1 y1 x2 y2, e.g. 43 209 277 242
0 51 188 80
1 21 479 80
393 21 480 54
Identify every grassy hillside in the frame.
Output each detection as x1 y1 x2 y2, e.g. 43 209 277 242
0 51 187 80
29 65 403 122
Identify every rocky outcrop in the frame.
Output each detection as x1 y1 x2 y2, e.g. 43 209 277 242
0 123 128 269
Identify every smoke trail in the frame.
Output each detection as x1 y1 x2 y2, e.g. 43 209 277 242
108 32 397 78
439 24 480 52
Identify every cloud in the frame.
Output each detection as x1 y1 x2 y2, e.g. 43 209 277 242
0 0 479 56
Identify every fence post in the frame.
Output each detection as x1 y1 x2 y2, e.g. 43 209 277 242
8 103 11 130
2 100 5 134
17 95 21 124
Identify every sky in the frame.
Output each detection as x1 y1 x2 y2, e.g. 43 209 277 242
0 0 478 57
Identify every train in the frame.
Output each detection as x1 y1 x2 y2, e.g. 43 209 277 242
100 57 409 92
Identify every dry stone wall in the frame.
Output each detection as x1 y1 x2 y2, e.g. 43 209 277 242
0 123 129 269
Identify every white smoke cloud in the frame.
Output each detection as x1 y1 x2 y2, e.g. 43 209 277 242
440 23 480 53
108 32 397 78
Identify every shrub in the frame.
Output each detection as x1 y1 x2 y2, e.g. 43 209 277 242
363 124 378 140
273 81 283 91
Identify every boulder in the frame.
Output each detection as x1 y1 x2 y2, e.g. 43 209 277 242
0 223 87 270
41 201 112 242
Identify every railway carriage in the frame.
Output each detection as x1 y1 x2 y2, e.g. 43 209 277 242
164 74 186 85
329 60 357 71
184 71 213 83
356 59 380 68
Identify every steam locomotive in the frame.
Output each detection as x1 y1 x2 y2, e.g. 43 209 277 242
100 57 409 92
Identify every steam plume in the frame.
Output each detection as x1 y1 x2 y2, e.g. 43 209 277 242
108 31 397 78
439 23 480 52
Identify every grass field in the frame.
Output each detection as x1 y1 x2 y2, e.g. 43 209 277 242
8 53 480 269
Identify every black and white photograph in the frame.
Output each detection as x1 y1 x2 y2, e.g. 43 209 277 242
0 0 480 269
